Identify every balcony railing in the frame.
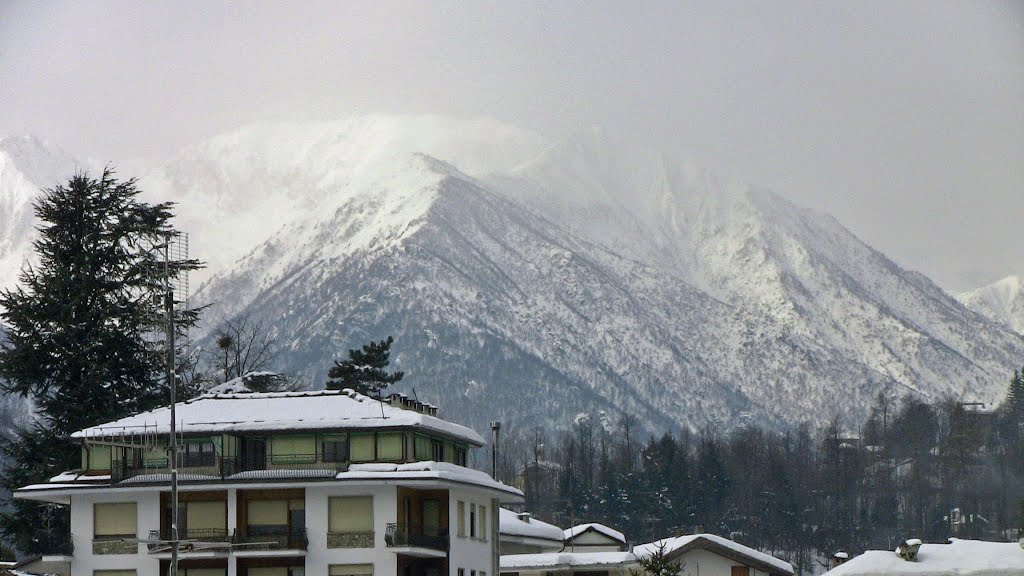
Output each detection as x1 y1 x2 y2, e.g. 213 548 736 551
234 525 308 551
384 523 448 551
111 454 346 483
157 527 229 542
93 536 138 555
327 530 375 548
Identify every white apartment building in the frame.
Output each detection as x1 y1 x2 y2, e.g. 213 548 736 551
14 389 522 576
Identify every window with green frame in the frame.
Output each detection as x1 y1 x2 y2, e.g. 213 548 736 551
322 433 349 463
454 445 467 466
414 435 432 461
350 433 375 462
271 435 316 464
376 432 403 461
88 444 112 471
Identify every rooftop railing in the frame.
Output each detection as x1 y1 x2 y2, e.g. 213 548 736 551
384 523 448 552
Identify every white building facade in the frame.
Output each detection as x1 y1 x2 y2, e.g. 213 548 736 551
16 389 522 576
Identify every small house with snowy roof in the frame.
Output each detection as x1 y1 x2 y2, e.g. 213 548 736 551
15 389 523 576
498 510 563 555
501 533 793 576
562 524 627 552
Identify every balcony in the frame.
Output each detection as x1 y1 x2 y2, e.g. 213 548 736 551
385 523 448 557
233 525 308 554
111 454 345 483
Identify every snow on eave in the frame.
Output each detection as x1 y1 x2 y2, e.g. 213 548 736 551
500 551 636 571
69 389 485 445
340 462 523 500
564 523 627 544
499 507 565 542
634 534 794 576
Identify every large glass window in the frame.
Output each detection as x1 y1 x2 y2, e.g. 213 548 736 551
329 496 374 533
454 445 467 467
181 441 215 467
377 433 403 461
431 439 444 462
469 504 477 538
88 444 112 470
94 502 137 537
457 501 465 537
414 435 432 461
186 500 226 537
350 434 375 462
479 505 487 541
248 500 289 526
323 434 349 463
271 435 316 464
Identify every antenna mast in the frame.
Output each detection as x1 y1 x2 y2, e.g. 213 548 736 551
161 232 189 576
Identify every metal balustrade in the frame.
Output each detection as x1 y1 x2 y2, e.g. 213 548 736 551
110 454 346 483
384 523 449 551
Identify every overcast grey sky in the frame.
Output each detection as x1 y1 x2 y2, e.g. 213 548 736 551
1 1 1021 291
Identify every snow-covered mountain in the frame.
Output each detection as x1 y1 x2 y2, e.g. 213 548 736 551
959 275 1024 335
2 116 1022 433
0 136 80 290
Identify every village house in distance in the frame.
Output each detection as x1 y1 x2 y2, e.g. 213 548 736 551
14 388 520 576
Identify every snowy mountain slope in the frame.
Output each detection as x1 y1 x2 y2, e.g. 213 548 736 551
2 116 1022 434
140 115 546 285
0 136 80 291
959 275 1024 335
194 153 910 432
498 132 1024 405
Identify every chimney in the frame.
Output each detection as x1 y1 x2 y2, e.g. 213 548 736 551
491 421 502 479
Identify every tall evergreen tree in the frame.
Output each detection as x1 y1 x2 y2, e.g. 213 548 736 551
0 169 200 553
326 336 404 397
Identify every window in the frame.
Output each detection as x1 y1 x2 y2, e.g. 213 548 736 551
185 500 226 537
730 568 750 576
330 565 374 576
323 434 349 462
94 571 137 576
469 504 477 538
377 432 404 461
350 434 375 462
94 502 137 538
414 435 433 461
457 501 466 537
444 442 455 463
271 435 316 464
432 439 444 462
248 500 289 526
176 570 226 576
248 569 289 576
181 441 215 467
88 444 112 470
454 445 467 467
329 496 374 533
479 505 487 541
458 570 464 576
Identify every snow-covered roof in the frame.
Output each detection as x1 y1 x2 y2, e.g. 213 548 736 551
564 523 626 544
634 534 794 576
18 461 523 501
500 552 635 571
824 539 1024 576
500 508 565 542
71 388 484 445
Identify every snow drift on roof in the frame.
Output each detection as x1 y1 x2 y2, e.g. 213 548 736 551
634 534 793 575
500 552 635 570
823 539 1024 576
499 508 564 541
71 388 484 445
339 461 522 498
564 523 626 543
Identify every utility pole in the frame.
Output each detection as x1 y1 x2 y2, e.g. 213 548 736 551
164 235 180 576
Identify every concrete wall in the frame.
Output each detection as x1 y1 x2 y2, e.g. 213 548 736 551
69 490 161 575
676 548 769 576
304 483 399 576
447 488 497 576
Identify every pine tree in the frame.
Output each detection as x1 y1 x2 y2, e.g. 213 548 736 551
325 336 404 397
0 169 200 553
